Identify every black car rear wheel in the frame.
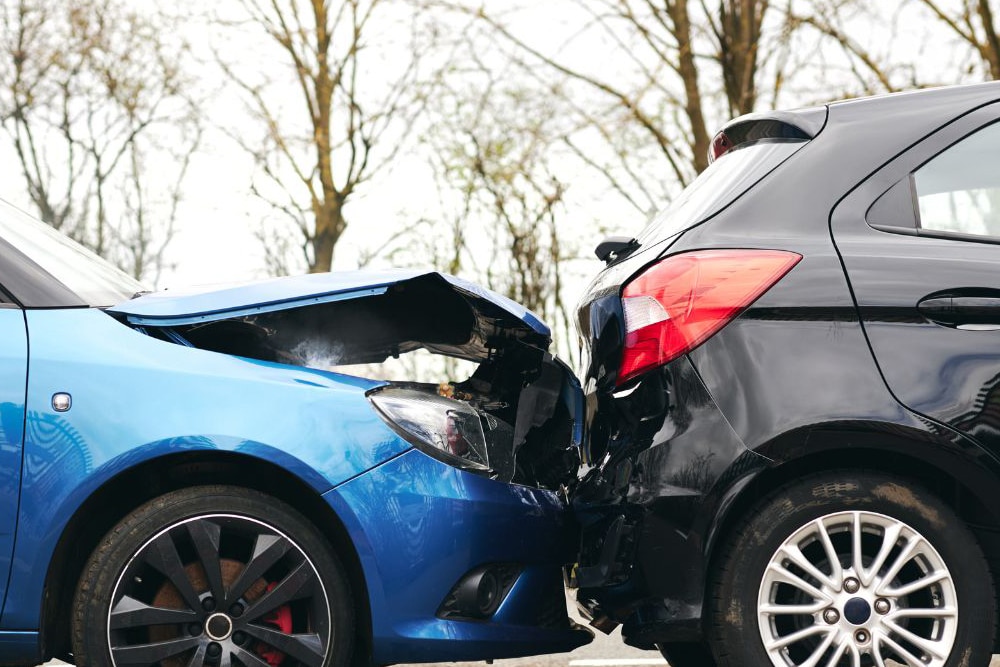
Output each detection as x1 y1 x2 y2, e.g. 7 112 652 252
708 472 994 667
72 485 354 667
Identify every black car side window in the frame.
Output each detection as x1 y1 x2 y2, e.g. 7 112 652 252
912 121 1000 238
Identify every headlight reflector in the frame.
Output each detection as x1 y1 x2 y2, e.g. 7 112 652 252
368 387 493 474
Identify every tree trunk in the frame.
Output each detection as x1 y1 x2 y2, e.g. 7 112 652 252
311 199 343 273
667 1 710 173
977 0 1000 79
720 0 765 117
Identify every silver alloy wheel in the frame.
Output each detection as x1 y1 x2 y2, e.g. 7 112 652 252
757 511 957 667
107 514 332 667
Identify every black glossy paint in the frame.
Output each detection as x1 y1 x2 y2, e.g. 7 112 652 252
574 81 1000 649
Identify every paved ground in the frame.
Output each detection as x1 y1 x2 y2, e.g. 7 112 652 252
38 625 659 667
396 623 660 667
33 594 1000 666
36 644 1000 666
39 595 659 667
34 642 1000 667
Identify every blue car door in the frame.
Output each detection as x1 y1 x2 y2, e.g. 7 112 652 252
0 304 26 610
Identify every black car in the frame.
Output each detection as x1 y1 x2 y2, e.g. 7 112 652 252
574 82 1000 667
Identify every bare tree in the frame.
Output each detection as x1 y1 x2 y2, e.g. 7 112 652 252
0 0 201 281
431 0 799 217
214 0 435 274
916 0 1000 79
778 0 944 98
418 40 581 363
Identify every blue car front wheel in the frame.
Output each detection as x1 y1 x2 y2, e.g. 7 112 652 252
71 485 354 667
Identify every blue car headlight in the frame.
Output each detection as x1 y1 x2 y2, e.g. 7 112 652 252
368 386 514 477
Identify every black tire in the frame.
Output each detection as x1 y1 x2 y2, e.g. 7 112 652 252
72 485 354 667
708 471 995 667
658 641 716 667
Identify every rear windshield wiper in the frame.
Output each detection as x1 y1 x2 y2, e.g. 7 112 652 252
595 236 639 264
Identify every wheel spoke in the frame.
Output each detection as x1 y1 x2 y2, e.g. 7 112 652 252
888 606 957 619
187 519 225 603
764 623 829 651
185 644 207 667
778 543 838 591
884 619 947 660
821 638 848 667
227 533 291 603
760 601 827 615
766 562 830 602
878 631 927 667
244 625 325 667
848 642 862 667
110 594 199 629
244 559 318 620
112 635 202 665
144 531 203 611
883 569 948 597
232 645 274 667
814 518 843 584
872 632 889 667
798 627 837 667
861 521 903 588
851 512 864 574
874 535 920 595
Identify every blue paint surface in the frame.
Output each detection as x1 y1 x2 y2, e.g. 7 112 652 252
4 308 407 631
326 449 589 664
0 305 586 663
0 310 26 609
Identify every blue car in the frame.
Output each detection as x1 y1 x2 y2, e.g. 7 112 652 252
0 200 592 666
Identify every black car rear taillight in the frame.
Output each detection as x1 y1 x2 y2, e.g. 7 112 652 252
618 249 801 386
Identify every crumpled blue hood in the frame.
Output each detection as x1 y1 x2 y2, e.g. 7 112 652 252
109 270 551 360
111 270 548 334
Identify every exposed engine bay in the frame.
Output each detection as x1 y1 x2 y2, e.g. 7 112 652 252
125 273 582 491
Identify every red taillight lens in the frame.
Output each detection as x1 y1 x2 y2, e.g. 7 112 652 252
709 131 733 163
618 249 801 386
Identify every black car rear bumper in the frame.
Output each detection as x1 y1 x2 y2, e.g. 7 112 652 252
572 355 770 648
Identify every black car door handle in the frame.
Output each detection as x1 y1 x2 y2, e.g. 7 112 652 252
918 295 1000 326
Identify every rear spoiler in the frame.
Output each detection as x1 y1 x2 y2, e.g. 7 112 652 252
710 106 827 164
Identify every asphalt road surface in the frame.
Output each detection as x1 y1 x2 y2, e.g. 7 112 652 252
32 595 1000 667
38 625 659 667
34 642 1000 667
39 602 659 667
397 623 659 667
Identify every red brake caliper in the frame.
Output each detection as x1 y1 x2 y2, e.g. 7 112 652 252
255 582 293 667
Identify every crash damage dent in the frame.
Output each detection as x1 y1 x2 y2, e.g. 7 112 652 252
112 272 583 490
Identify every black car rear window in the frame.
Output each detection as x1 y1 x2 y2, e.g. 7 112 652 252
637 139 808 243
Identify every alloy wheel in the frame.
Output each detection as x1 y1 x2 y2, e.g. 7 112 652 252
107 514 331 667
757 510 957 667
